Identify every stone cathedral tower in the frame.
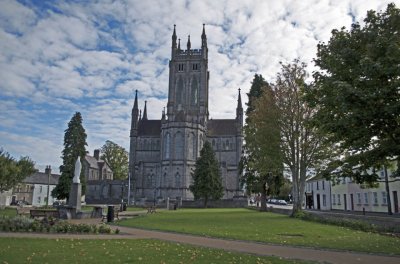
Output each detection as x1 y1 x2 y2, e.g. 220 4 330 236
129 25 243 202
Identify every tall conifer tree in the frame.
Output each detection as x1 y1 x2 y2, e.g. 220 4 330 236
190 141 223 208
52 112 87 200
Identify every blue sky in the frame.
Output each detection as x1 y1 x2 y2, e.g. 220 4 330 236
0 0 397 173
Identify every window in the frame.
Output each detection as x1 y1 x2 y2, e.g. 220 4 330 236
373 192 378 204
192 63 199 71
175 172 181 187
37 196 41 204
39 186 43 193
382 192 387 204
164 133 170 159
364 193 369 204
322 194 326 207
322 181 325 190
178 64 185 71
191 76 198 105
357 193 361 204
337 194 341 205
317 182 319 190
176 76 184 104
174 132 184 159
332 194 336 205
226 140 229 150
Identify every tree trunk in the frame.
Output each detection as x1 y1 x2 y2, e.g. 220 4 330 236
260 182 267 211
204 196 208 208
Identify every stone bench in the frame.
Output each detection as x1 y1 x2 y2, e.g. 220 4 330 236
147 206 157 214
16 207 31 216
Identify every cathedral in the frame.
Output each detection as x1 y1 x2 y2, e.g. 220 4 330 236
129 25 243 201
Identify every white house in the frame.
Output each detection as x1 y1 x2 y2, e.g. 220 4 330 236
331 166 400 214
12 166 60 206
304 176 332 210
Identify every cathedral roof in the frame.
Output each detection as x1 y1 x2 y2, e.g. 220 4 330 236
207 119 237 136
138 120 161 136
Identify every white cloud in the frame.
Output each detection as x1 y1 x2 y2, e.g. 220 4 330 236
0 0 396 172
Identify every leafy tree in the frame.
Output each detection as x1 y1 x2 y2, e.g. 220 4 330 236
190 141 223 208
100 140 129 180
309 4 400 183
274 60 331 215
52 112 87 200
0 149 36 192
241 79 284 211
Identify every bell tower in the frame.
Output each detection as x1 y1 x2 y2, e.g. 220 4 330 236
167 24 209 124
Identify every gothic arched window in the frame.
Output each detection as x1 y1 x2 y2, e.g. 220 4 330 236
164 133 170 159
177 76 184 104
174 132 184 159
191 76 198 105
175 172 181 187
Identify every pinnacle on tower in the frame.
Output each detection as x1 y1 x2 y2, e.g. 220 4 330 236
172 24 177 47
237 88 242 109
178 38 181 51
187 35 191 51
143 101 148 120
201 23 207 46
133 90 138 110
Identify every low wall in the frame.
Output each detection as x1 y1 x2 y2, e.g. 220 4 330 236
182 198 248 208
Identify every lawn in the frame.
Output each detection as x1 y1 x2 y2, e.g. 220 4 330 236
0 207 17 217
117 208 400 255
0 238 311 264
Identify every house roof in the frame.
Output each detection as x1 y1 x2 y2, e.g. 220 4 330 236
138 119 161 136
85 155 100 169
23 172 60 185
207 119 237 136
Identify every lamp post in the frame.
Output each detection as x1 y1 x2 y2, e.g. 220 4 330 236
153 187 157 207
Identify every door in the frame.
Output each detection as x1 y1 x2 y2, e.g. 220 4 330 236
350 194 354 211
317 194 321 210
393 191 399 213
344 194 347 211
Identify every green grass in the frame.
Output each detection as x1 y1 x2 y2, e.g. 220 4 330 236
117 208 400 255
0 238 311 264
0 207 17 217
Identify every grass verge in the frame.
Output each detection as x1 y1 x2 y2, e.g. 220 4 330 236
0 237 311 264
116 208 400 255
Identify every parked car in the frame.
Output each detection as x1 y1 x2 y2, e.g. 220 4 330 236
277 200 288 205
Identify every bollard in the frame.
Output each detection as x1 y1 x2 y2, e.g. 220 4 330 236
107 205 114 222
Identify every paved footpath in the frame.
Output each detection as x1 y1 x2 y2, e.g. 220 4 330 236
1 219 399 264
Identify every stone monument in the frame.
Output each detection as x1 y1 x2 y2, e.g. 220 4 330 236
68 157 82 212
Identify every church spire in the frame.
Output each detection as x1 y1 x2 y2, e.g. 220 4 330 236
187 35 191 51
131 90 139 132
201 23 207 47
171 24 177 57
143 101 148 120
236 88 243 126
133 90 138 111
172 24 177 47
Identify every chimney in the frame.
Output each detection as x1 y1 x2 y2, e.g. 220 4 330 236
45 165 51 175
94 149 100 160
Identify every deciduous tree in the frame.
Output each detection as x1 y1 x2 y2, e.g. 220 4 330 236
309 3 400 183
0 149 36 192
52 112 87 200
190 141 223 208
274 60 331 215
101 140 129 180
241 80 284 211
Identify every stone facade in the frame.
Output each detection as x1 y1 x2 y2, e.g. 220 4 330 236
129 25 243 202
83 149 113 182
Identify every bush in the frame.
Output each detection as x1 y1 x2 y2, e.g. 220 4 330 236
0 216 117 234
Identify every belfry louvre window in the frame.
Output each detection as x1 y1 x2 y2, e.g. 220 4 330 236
178 64 185 71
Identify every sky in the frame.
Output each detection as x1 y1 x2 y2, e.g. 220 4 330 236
0 0 397 174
